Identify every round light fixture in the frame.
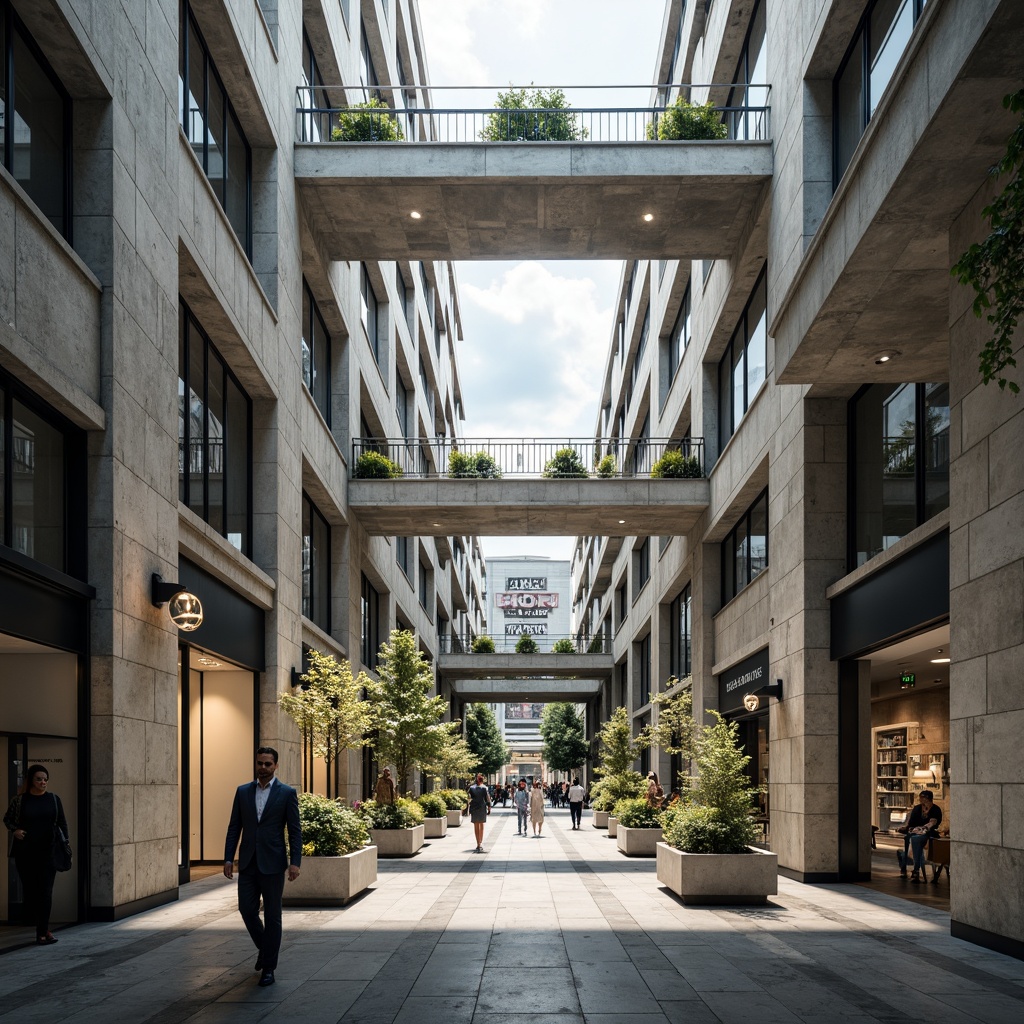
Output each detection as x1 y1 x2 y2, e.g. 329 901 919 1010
642 213 654 222
618 520 626 524
930 648 950 664
743 693 761 712
873 350 900 365
168 591 204 632
410 210 422 219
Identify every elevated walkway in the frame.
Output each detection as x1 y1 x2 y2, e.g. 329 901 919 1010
446 676 605 703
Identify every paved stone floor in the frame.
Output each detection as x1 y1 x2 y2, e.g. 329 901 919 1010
2 806 1023 1023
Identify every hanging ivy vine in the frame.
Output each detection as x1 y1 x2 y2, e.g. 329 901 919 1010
951 89 1024 394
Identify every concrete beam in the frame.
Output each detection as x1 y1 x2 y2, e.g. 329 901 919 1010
439 653 614 681
347 478 709 536
446 676 605 703
294 141 772 260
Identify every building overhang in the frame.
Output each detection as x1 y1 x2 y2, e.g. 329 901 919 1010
294 141 772 260
447 676 605 703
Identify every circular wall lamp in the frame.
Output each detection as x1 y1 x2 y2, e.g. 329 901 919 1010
151 573 204 632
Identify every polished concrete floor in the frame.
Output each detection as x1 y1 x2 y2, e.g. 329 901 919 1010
0 806 1021 1023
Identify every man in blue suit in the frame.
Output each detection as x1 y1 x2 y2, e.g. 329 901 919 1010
224 746 301 987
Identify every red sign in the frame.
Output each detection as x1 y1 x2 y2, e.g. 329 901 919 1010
495 592 559 610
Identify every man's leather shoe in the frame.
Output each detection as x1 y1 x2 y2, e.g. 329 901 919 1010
258 970 275 987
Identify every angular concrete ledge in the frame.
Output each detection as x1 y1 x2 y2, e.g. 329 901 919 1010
446 675 605 703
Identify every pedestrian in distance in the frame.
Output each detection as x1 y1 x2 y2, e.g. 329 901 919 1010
646 771 664 808
568 777 585 829
223 747 301 988
530 780 546 836
550 781 559 809
467 773 491 852
374 767 397 804
3 764 69 945
514 778 530 835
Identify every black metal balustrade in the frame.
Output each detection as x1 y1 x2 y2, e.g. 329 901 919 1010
438 632 613 656
295 85 770 144
350 437 705 480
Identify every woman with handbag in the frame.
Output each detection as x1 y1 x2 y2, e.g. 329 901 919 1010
3 764 69 945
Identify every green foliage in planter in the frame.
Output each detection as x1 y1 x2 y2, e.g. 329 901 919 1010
515 633 539 654
298 794 368 856
586 634 606 654
471 634 496 653
448 450 503 478
543 447 589 478
596 453 617 478
647 99 728 141
551 638 576 654
358 797 424 830
663 804 759 854
590 771 646 812
612 796 665 829
650 449 703 478
332 99 404 141
417 792 448 819
438 788 469 810
354 451 402 478
480 86 587 142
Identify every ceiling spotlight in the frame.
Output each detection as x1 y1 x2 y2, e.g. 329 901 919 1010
618 520 626 524
642 213 654 222
197 656 221 668
873 350 900 365
410 210 422 219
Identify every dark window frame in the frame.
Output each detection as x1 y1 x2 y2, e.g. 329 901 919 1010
718 265 768 448
721 488 769 605
361 263 380 363
669 583 692 679
634 537 651 596
361 572 380 670
396 535 410 578
667 282 691 382
301 277 332 426
301 491 331 632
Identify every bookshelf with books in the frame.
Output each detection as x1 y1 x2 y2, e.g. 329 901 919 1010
873 724 913 828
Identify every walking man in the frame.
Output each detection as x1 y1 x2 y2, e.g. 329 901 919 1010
467 773 491 852
514 778 530 835
224 747 301 987
568 777 585 830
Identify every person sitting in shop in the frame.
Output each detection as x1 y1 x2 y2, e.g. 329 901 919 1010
896 790 942 882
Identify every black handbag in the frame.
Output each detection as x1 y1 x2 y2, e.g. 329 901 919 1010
51 795 72 872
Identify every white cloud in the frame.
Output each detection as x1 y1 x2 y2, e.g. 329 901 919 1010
417 0 490 87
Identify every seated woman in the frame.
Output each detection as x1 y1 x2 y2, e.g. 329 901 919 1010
897 790 942 882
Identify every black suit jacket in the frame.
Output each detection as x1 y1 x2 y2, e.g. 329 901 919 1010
224 779 302 874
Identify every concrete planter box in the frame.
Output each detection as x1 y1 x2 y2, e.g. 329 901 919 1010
369 824 425 857
656 842 778 905
617 825 662 856
283 845 377 906
423 816 448 839
593 810 609 828
607 815 618 837
446 809 463 827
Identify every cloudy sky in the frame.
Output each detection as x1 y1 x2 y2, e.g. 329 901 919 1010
417 1 665 561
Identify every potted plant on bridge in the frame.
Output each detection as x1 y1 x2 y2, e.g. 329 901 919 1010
354 450 402 478
284 794 376 906
471 635 496 653
515 634 539 654
448 449 503 478
479 86 588 142
551 638 577 653
650 448 702 478
614 797 665 856
646 98 728 141
332 99 404 141
657 711 777 904
543 446 589 478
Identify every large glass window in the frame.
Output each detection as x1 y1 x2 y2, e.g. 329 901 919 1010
669 584 692 679
851 381 948 567
634 537 650 593
833 0 927 185
718 268 768 448
635 633 652 709
301 492 330 631
2 2 71 238
722 489 769 604
726 0 767 140
361 572 380 670
179 3 252 256
300 27 327 142
668 284 691 382
361 264 380 364
301 279 331 424
396 535 410 577
179 300 252 554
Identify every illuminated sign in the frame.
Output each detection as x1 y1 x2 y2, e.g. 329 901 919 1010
495 592 559 610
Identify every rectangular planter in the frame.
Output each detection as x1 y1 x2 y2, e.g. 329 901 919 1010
617 825 662 856
607 815 618 838
423 816 448 839
446 808 463 827
283 845 377 906
593 810 609 828
656 842 778 905
369 824 425 857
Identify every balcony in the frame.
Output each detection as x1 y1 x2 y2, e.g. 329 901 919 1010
348 437 710 536
293 86 772 261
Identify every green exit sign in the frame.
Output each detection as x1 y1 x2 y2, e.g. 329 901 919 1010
900 672 916 688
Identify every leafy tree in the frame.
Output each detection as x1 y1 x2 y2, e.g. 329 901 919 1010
647 98 728 140
594 706 651 779
651 683 698 792
364 630 451 794
465 704 510 776
279 649 369 790
422 730 478 787
551 638 577 654
541 702 590 775
515 634 539 654
480 86 587 142
543 447 589 478
332 99 404 141
951 89 1024 394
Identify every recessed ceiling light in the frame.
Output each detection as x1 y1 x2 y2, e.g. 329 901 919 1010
873 350 900 364
618 520 626 524
410 210 422 219
642 213 654 222
930 658 950 664
197 656 220 667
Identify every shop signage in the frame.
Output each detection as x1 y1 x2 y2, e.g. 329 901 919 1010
506 623 547 636
495 591 559 610
900 672 916 689
718 647 770 715
506 576 547 590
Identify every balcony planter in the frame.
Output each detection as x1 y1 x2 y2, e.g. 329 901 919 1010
617 825 662 856
656 843 778 905
423 816 448 839
446 808 463 828
607 815 618 838
369 824 425 857
283 845 377 906
593 810 609 828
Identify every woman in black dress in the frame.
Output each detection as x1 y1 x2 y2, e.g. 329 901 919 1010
3 764 69 945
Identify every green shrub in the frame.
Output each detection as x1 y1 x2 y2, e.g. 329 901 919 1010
663 804 759 854
417 792 448 818
354 451 402 478
448 450 503 479
438 788 468 810
479 87 587 142
298 794 368 856
591 771 646 812
650 449 703 478
515 634 539 654
647 99 728 141
358 797 423 830
586 635 605 654
551 638 576 654
543 447 588 478
332 99 404 142
471 635 496 654
596 453 617 478
612 797 665 829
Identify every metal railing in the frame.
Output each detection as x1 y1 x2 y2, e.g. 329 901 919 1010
295 84 770 144
350 437 705 480
439 632 613 655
